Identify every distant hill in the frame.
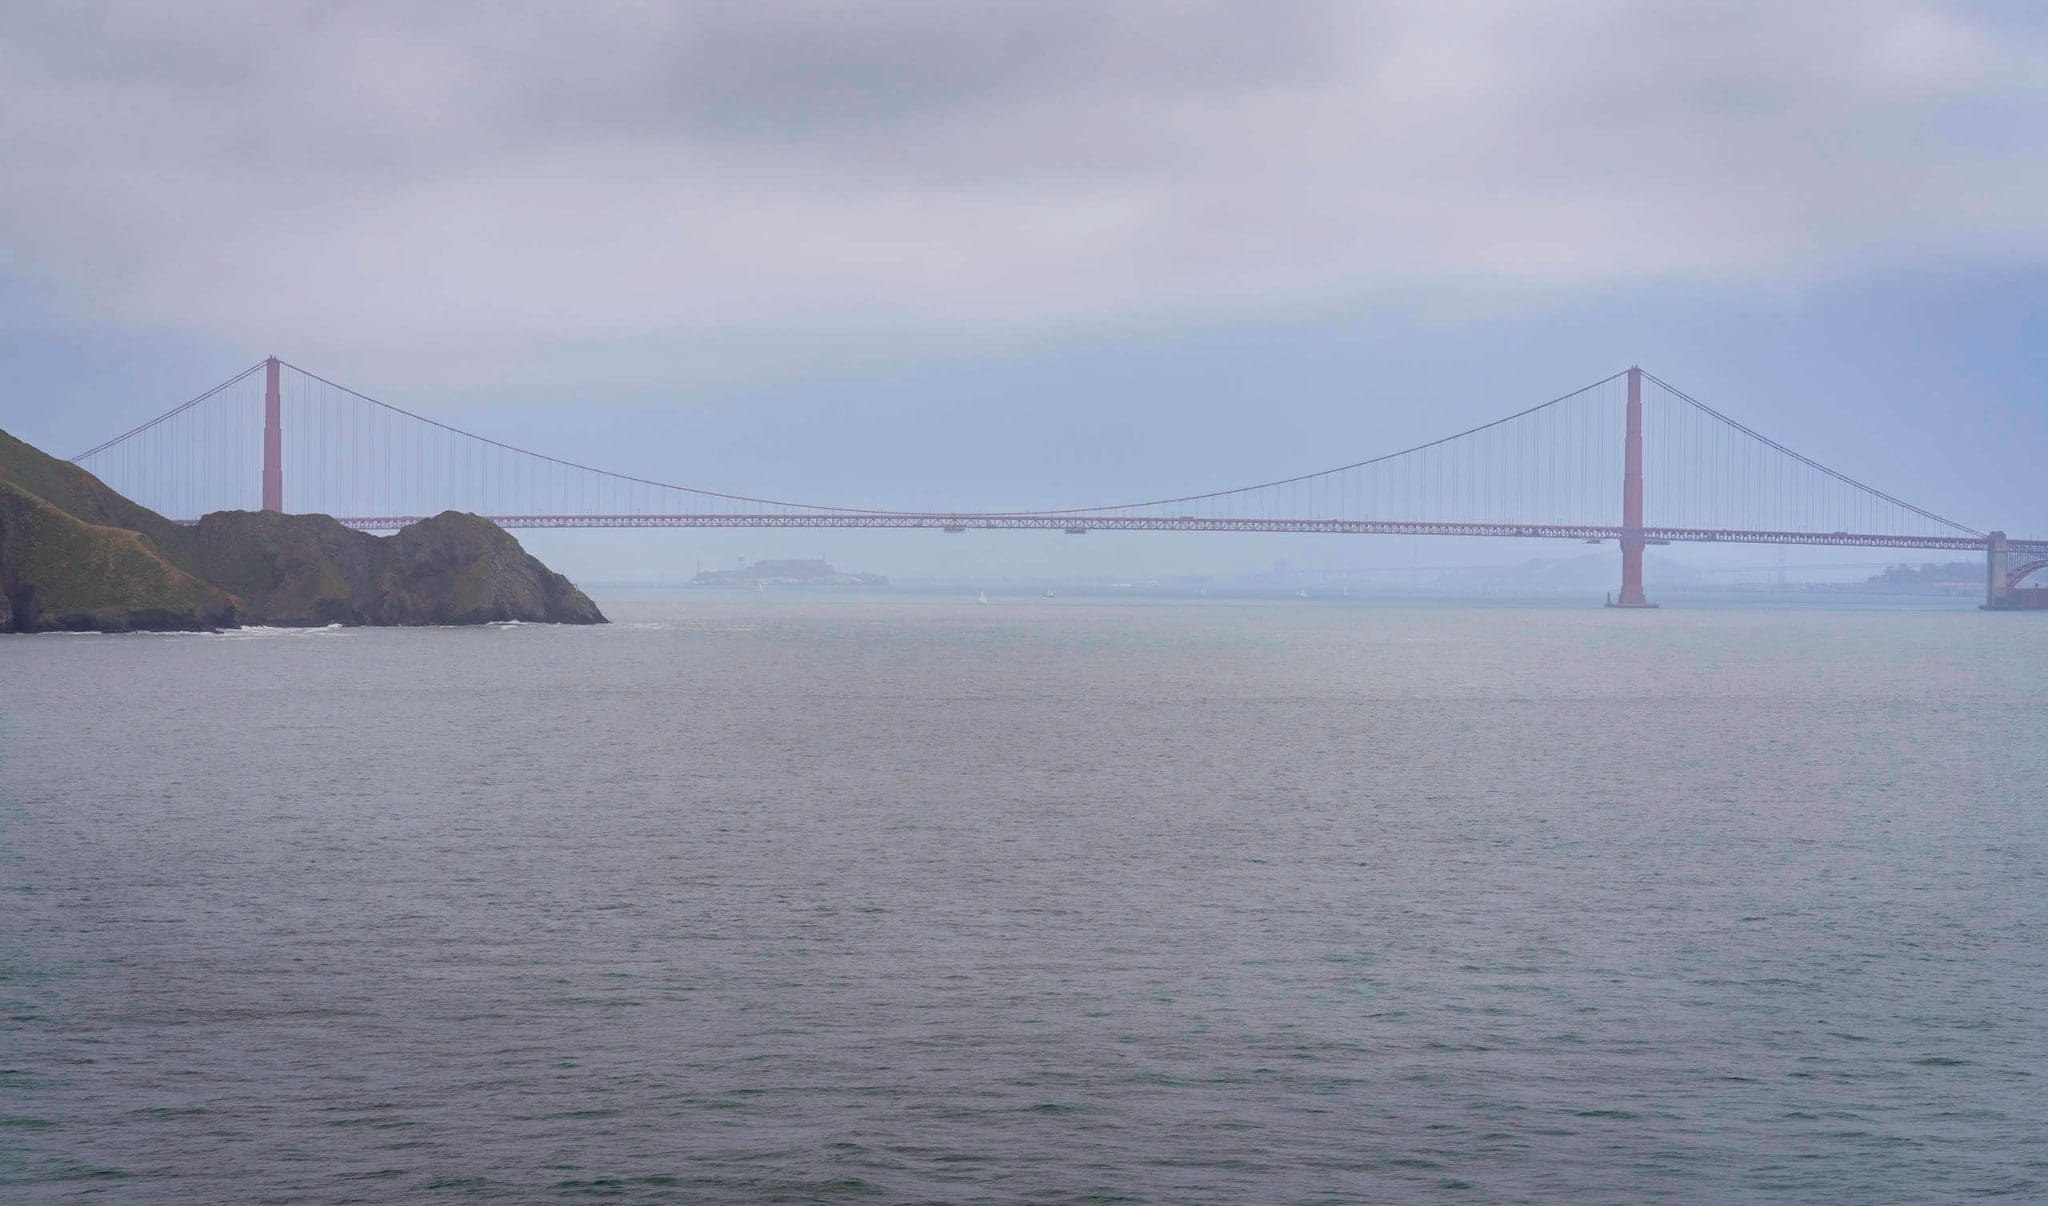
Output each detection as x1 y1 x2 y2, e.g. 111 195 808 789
0 427 606 633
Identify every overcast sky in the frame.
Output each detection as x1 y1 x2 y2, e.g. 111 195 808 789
3 1 2044 581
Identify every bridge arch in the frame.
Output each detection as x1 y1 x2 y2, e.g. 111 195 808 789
2008 558 2048 591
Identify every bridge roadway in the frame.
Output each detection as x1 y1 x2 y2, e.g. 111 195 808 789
322 513 2038 555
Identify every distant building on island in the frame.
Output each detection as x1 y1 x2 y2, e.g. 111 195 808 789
689 558 887 587
1847 561 1981 596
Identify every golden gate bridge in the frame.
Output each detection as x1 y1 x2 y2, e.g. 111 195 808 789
69 359 2047 609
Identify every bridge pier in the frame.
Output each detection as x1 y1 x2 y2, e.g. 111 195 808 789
1609 535 1655 608
1606 366 1657 608
1984 531 2010 609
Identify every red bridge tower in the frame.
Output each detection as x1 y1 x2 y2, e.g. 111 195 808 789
261 356 283 512
1608 365 1656 608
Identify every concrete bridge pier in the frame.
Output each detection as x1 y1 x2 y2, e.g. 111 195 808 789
1985 531 2010 609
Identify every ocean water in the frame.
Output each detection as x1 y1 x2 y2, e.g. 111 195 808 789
2 593 2045 1202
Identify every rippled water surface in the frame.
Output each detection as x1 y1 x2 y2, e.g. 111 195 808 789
4 594 2046 1202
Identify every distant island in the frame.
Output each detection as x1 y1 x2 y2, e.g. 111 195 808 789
1855 562 1980 593
0 427 604 633
690 558 887 587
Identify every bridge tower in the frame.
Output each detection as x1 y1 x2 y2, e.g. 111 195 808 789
1607 365 1657 608
261 356 282 512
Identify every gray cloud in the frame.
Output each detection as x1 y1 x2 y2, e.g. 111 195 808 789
2 1 2042 378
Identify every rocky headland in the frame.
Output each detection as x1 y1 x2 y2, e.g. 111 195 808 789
0 427 605 633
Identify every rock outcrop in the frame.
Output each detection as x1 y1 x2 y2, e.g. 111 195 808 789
0 426 605 633
190 509 605 626
376 511 606 625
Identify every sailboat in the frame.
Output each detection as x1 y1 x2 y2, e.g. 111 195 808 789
977 591 990 605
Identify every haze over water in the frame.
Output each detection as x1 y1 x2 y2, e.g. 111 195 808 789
4 594 2045 1201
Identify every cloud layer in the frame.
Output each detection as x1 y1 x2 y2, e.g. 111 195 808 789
3 1 2043 374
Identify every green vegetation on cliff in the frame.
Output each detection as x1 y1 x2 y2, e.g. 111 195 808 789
0 426 605 633
376 511 606 626
0 428 202 575
0 480 236 632
190 509 605 627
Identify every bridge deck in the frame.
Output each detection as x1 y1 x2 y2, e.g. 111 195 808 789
244 513 2037 553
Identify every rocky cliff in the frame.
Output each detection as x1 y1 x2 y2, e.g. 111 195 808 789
0 479 238 632
0 427 605 633
190 509 605 627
